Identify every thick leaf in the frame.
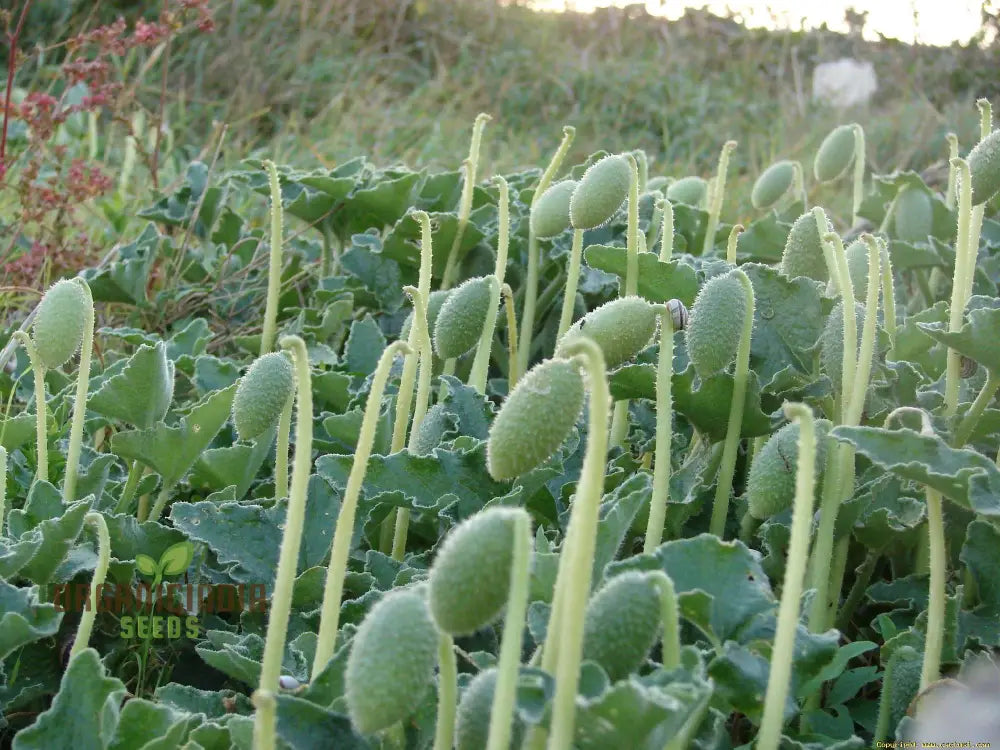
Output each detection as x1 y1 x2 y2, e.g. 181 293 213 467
14 499 92 585
154 683 253 717
343 315 386 376
0 413 36 452
80 224 159 304
109 699 195 750
583 245 698 305
275 695 370 749
917 297 1000 374
673 366 772 442
190 425 276 500
591 473 651 583
0 581 62 660
960 520 1000 614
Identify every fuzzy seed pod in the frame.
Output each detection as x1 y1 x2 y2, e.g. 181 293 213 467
968 128 1000 205
780 211 830 283
434 276 494 359
646 176 669 193
455 668 523 750
834 238 889 301
751 161 796 210
487 358 584 480
665 176 707 207
429 507 523 635
894 187 933 244
814 125 857 182
746 419 831 519
581 571 661 681
555 296 657 369
819 300 866 394
345 587 439 735
401 289 451 342
232 352 295 441
32 279 89 370
570 154 631 230
531 179 577 239
685 272 749 378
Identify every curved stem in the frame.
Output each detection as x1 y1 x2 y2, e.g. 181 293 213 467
658 198 674 262
69 511 111 659
260 160 284 356
274 393 293 500
792 160 807 209
62 279 95 502
836 549 879 633
650 571 680 669
952 371 1000 447
644 307 675 553
442 113 491 290
547 340 610 750
851 124 866 226
945 158 973 417
845 235 881 426
881 245 897 357
726 224 744 265
433 633 457 750
556 229 585 341
921 488 945 691
313 341 412 677
112 459 143 516
0 447 6 534
469 276 502 394
944 133 959 212
709 270 755 538
625 154 640 297
15 333 48 484
702 140 736 256
503 283 520 388
486 511 532 750
819 225 856 423
758 402 817 750
254 335 313 750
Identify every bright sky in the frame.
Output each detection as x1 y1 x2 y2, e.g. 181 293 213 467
526 0 994 46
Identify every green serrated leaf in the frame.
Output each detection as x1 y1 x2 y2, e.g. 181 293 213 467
917 297 1000 374
89 342 174 429
583 245 699 305
0 581 62 661
673 366 772 442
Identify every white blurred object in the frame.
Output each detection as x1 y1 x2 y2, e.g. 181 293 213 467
906 660 1000 745
812 58 878 108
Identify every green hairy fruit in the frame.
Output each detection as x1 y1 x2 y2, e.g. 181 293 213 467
232 352 295 441
780 211 830 283
581 571 661 681
820 300 866 394
686 272 750 377
967 128 1000 205
751 160 795 210
428 507 521 635
666 176 707 206
487 358 584 480
32 279 89 369
455 668 524 750
401 289 451 341
814 124 857 182
570 154 631 230
746 418 831 519
411 403 453 455
531 179 577 238
555 296 657 369
434 276 494 359
894 187 933 244
645 175 669 192
345 587 439 735
835 239 889 301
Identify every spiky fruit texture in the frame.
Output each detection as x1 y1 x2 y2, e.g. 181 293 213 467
686 272 749 377
401 289 451 342
429 507 524 635
531 179 577 238
780 211 830 283
434 276 494 359
555 296 657 369
455 668 524 750
581 571 661 680
746 418 831 519
570 154 630 230
487 358 584 480
968 128 1000 205
751 160 795 210
814 124 856 182
345 587 438 735
819 300 867 394
33 279 89 369
894 187 933 244
666 176 707 206
231 352 295 441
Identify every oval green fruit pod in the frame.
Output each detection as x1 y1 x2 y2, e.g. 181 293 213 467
685 271 750 378
581 571 661 681
666 175 707 206
967 128 1000 205
531 179 577 239
746 418 831 520
232 352 295 441
569 154 631 230
428 506 525 635
893 186 933 244
433 276 494 359
819 299 866 394
345 587 439 735
32 279 90 370
779 210 830 283
555 296 657 369
401 288 451 342
646 175 670 193
751 160 796 210
455 668 524 750
487 358 584 480
814 124 857 182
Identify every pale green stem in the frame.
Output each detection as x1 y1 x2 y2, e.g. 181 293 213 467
881 244 897 356
252 691 277 750
625 154 640 296
15 333 48 484
0 447 6 534
392 287 434 560
486 511 532 750
644 307 675 553
965 98 988 306
851 124 865 226
658 198 674 261
876 187 904 236
254 335 313 750
828 536 850 613
469 276 502 395
503 284 520 388
921 487 945 691
953 371 1000 447
726 224 744 265
260 160 284 356
845 235 882 426
63 279 95 502
792 160 807 209
556 229 585 341
441 113 491 290
708 270 755 538
649 571 680 669
945 158 973 417
274 393 293 501
634 149 648 193
433 633 458 750
646 195 663 250
915 525 931 576
978 97 993 139
547 339 610 750
836 549 880 632
702 141 737 256
69 511 111 659
757 403 817 750
518 127 576 376
313 341 413 677
819 228 857 423
945 133 959 211
112 459 143 515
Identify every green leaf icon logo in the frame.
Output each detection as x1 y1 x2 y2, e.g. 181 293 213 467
135 554 157 578
159 541 194 577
